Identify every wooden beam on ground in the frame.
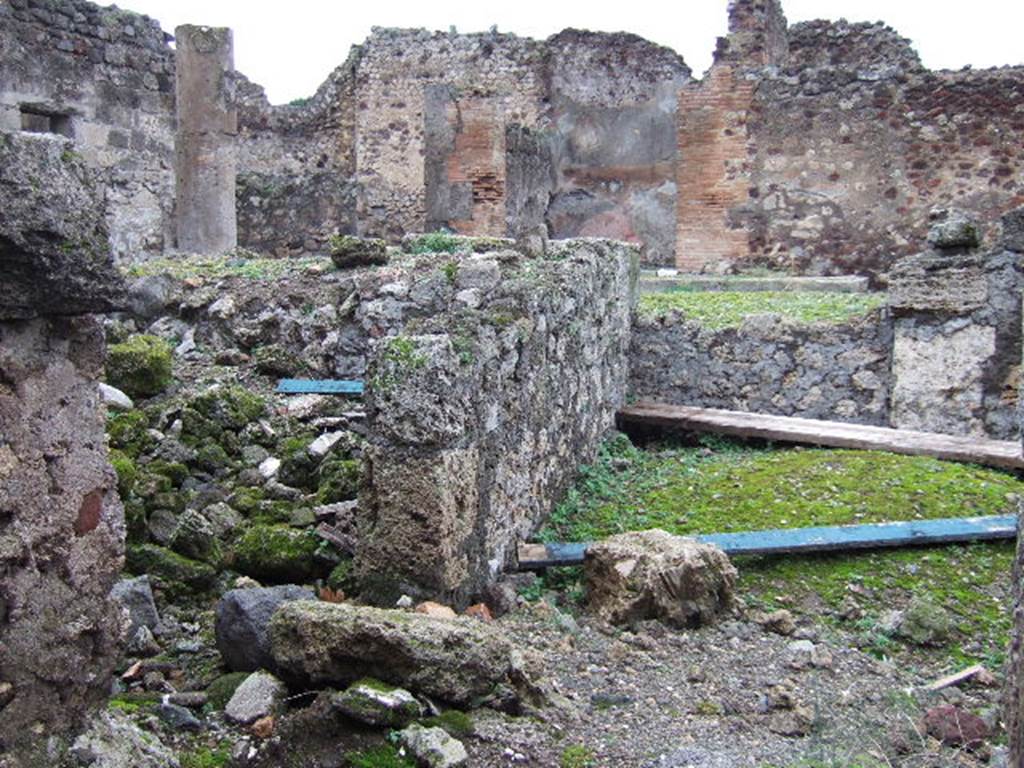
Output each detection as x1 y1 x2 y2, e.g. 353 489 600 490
517 514 1019 569
276 378 364 396
617 401 1024 471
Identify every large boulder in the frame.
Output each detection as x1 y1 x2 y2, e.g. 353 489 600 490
270 601 542 710
215 585 315 672
0 133 125 320
69 710 180 768
584 529 737 628
224 671 287 725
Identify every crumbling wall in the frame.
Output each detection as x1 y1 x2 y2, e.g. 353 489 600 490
888 215 1023 439
0 0 176 263
355 239 638 604
629 310 893 425
235 54 360 256
683 2 1024 280
0 132 126 763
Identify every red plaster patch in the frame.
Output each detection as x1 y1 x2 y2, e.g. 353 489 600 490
74 489 104 536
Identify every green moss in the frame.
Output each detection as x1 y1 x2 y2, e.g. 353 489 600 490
372 335 427 392
109 450 137 497
561 745 596 768
188 386 267 432
279 448 319 491
146 460 190 487
316 457 361 504
542 437 1023 666
180 745 232 768
442 260 459 284
125 254 333 281
105 334 173 398
125 543 217 596
107 692 161 714
107 410 153 457
194 443 232 474
637 290 886 328
421 709 475 737
205 672 250 710
347 744 416 768
253 344 304 377
229 487 265 515
231 524 323 583
326 559 355 593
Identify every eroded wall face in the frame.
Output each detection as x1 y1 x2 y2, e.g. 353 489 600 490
0 0 175 263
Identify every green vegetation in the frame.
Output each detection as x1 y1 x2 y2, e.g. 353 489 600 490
317 457 362 504
107 410 153 456
540 436 1022 666
125 543 218 597
231 524 323 583
560 744 597 768
109 449 137 497
105 334 173 398
180 744 232 768
637 290 886 328
205 672 250 711
287 96 313 108
107 692 161 715
124 254 331 281
408 231 467 254
420 709 475 737
372 335 428 392
347 744 416 768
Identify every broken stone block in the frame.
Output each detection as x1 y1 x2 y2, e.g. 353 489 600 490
331 678 423 727
923 704 990 750
0 133 126 320
1003 206 1024 253
399 723 468 768
215 585 316 672
887 252 989 314
110 575 161 639
270 601 543 709
927 212 982 250
584 529 737 628
329 235 388 268
69 710 180 768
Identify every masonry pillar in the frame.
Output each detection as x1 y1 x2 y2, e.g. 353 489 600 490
174 25 237 254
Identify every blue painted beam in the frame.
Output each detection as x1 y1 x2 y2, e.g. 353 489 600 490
517 514 1019 569
275 378 364 396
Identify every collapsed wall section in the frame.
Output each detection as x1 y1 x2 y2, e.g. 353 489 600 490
0 132 127 763
354 240 638 604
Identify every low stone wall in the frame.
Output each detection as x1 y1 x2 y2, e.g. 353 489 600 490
355 239 638 604
629 310 893 425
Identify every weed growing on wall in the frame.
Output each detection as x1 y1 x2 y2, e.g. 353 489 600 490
637 290 886 328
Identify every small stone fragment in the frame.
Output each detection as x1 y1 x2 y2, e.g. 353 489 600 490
225 671 286 725
399 723 468 768
463 603 493 622
923 704 990 749
332 678 423 727
415 601 458 619
761 609 796 636
99 382 134 411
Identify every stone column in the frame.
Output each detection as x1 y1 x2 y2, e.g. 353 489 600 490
174 25 237 254
1009 508 1024 767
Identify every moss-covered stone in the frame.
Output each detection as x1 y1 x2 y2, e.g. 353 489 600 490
228 487 265 515
105 334 173 399
897 597 953 646
231 524 323 583
194 443 232 474
106 410 153 457
326 558 355 593
421 709 475 737
170 509 222 565
205 672 250 711
278 447 319 491
182 386 267 442
253 344 304 377
316 457 361 504
125 543 217 597
109 449 137 497
328 235 388 268
146 460 190 487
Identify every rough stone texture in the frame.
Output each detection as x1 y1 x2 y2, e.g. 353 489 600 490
630 309 892 425
174 25 237 254
69 710 180 768
270 601 542 710
1008 504 1024 767
0 315 126 760
214 585 315 672
928 212 982 250
923 705 990 750
584 530 737 628
110 575 160 639
889 249 1022 439
399 724 468 768
224 671 286 725
1003 206 1024 254
356 239 638 604
0 132 125 320
0 0 176 264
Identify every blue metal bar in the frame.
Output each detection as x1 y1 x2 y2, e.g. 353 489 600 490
519 514 1019 569
275 379 364 395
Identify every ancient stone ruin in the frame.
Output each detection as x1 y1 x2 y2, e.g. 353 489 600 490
0 0 1023 765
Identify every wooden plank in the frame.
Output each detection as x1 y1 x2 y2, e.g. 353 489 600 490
276 378 364 396
617 401 1024 470
926 664 987 692
517 514 1019 569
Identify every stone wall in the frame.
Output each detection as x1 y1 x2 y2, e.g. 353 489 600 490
355 239 638 604
0 0 176 264
680 1 1024 280
0 132 126 764
629 309 893 425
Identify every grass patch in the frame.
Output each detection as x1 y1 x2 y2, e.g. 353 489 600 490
539 436 1022 667
347 744 415 768
124 253 333 281
637 290 885 328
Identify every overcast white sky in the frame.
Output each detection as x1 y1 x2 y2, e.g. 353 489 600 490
122 0 1023 104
